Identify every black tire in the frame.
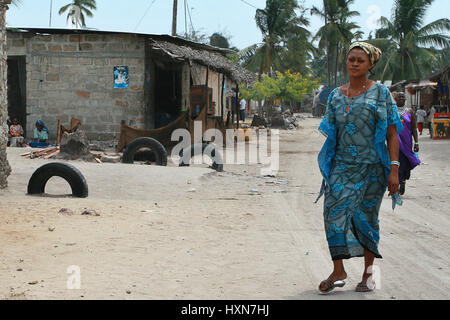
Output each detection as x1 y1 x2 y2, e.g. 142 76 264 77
179 143 224 172
122 137 167 166
27 162 88 198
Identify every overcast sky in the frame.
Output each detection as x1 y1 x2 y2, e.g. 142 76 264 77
6 0 450 49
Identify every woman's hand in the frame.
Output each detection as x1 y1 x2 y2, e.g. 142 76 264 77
387 168 399 196
413 144 419 153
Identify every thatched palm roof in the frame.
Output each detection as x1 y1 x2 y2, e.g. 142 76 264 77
148 38 256 85
6 27 256 85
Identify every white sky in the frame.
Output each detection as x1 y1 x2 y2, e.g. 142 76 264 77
6 0 450 50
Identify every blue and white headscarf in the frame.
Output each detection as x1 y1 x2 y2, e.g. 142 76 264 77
35 120 49 133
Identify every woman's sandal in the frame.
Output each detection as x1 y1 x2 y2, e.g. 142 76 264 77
318 279 346 294
355 281 376 292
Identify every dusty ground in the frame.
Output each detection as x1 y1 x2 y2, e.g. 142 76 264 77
0 116 449 300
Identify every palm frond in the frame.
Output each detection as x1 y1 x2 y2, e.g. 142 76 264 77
58 4 72 15
417 18 450 36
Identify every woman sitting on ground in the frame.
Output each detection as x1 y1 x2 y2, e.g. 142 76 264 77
29 120 49 148
9 118 25 147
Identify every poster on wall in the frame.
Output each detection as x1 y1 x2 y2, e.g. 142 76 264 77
114 66 129 88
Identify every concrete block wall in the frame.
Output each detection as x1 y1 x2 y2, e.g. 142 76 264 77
6 31 147 145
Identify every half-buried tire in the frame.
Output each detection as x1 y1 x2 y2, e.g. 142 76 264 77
27 162 88 198
122 137 167 166
179 143 224 172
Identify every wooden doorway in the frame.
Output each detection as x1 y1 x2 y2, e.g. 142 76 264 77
7 56 27 136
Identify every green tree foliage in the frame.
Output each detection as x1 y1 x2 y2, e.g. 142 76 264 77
369 0 450 83
240 70 320 105
210 32 230 49
59 0 97 28
311 0 363 86
239 0 313 76
179 29 208 43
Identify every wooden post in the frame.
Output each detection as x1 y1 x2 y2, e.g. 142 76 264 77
56 119 61 145
220 74 224 120
204 67 209 134
236 84 239 129
172 0 178 36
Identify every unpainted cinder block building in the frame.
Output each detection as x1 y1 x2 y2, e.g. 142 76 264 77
6 28 254 148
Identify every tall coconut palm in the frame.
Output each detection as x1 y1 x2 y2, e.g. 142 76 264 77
370 0 450 83
279 10 315 75
311 0 363 86
59 0 97 28
240 0 311 77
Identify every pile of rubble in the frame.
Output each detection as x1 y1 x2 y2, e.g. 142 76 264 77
250 111 302 130
56 130 122 163
23 119 123 163
55 130 95 162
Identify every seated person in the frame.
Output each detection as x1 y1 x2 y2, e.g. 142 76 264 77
29 120 49 148
9 118 25 147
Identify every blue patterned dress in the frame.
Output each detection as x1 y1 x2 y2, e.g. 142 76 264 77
316 83 402 260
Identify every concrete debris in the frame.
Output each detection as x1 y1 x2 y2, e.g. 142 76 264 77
100 154 121 163
250 111 300 130
58 208 74 215
250 115 268 127
81 210 100 216
56 130 95 161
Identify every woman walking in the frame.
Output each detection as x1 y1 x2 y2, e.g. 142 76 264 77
393 92 420 195
316 42 402 293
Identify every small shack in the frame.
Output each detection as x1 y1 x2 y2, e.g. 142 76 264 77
429 65 449 113
6 28 255 149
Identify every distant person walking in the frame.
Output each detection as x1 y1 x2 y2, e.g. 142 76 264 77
239 98 246 122
415 106 427 135
428 105 436 137
316 42 402 294
393 92 420 195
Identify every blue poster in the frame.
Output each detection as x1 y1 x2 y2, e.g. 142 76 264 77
114 66 129 88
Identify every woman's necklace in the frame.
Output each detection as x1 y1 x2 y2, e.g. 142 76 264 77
345 80 368 113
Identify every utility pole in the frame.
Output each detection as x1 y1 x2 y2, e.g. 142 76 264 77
172 0 178 36
49 0 53 27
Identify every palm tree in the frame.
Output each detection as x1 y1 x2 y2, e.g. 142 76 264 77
370 0 450 83
240 0 311 77
311 0 363 86
59 0 97 28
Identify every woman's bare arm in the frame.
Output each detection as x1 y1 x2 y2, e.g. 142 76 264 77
409 110 419 152
386 124 399 196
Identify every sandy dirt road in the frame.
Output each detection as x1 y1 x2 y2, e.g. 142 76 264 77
0 116 449 300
